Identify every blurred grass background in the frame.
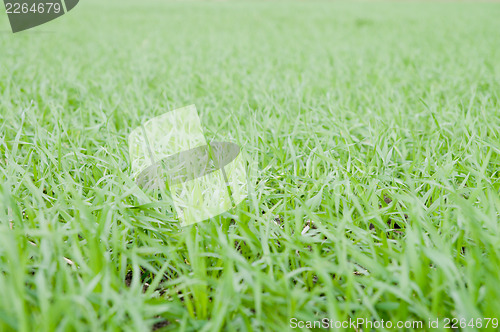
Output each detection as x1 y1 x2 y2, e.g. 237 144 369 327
0 0 499 331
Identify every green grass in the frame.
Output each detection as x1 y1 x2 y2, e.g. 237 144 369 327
1 0 500 331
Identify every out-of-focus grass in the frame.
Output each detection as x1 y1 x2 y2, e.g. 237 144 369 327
0 0 499 331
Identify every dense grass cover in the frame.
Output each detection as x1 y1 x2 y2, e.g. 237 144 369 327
0 0 499 330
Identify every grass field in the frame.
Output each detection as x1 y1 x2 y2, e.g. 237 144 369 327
1 0 500 331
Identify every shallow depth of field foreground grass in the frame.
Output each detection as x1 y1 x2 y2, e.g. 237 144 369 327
1 0 500 331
